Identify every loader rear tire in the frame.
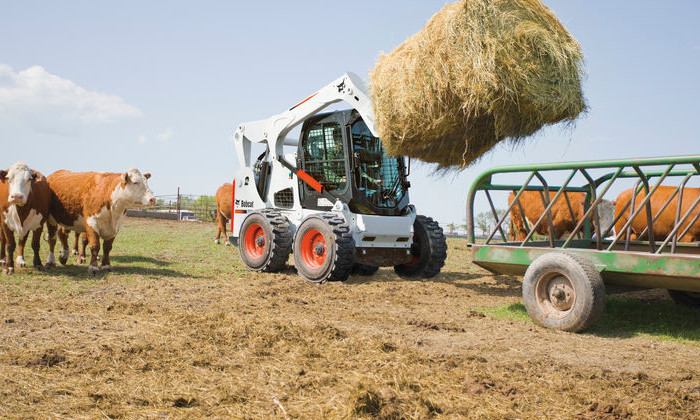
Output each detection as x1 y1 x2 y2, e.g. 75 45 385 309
238 210 292 273
293 214 355 284
394 215 447 279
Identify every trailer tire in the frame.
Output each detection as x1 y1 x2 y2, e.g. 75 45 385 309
351 263 379 276
668 290 700 307
293 214 356 284
522 252 605 332
238 210 292 273
394 215 447 279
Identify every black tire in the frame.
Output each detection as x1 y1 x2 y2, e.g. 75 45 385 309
293 214 355 284
668 290 700 307
394 215 447 279
522 252 605 332
238 210 292 272
351 263 379 276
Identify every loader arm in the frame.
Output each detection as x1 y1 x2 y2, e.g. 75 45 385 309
233 72 378 169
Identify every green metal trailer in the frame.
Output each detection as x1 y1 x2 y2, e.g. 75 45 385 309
466 155 700 332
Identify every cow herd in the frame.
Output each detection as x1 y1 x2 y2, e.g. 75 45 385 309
508 187 700 243
0 162 155 275
2 161 697 277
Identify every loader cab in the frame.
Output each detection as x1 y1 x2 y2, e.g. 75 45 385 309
297 110 410 216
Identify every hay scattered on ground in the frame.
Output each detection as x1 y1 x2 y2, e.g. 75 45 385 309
0 219 698 418
370 0 586 169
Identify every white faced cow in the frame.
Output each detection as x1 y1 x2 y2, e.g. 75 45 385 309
0 162 51 274
46 168 155 274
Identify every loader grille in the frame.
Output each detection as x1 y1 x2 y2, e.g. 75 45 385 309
273 188 294 209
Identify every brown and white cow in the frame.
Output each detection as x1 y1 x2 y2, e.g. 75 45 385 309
614 186 700 242
214 183 233 245
508 190 615 241
0 162 51 274
46 169 155 274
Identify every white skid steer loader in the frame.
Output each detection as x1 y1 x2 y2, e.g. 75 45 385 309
230 72 447 283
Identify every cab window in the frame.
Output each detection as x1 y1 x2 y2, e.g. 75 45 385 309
301 122 346 192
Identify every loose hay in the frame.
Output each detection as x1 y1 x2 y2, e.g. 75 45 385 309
0 219 698 419
370 0 586 169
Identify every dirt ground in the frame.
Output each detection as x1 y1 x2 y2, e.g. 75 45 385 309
0 218 698 419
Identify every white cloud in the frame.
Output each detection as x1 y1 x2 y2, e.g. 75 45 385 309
138 134 147 144
156 128 174 143
0 64 141 135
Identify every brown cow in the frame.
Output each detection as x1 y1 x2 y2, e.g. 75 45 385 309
46 169 155 274
214 183 233 245
0 162 51 274
509 191 614 241
614 186 700 242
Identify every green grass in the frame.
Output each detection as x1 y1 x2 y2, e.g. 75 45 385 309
478 298 700 343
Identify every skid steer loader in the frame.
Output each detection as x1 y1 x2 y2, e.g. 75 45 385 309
230 72 447 283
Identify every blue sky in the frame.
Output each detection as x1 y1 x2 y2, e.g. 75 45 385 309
1 1 698 227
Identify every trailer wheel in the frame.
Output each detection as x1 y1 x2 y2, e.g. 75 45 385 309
668 290 700 307
238 210 292 272
394 215 447 279
351 263 379 276
293 214 355 284
522 252 605 332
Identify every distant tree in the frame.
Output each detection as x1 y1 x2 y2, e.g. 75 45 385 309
475 211 492 237
475 210 510 239
447 222 456 235
194 195 216 207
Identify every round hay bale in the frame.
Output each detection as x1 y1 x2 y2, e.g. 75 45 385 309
369 0 586 169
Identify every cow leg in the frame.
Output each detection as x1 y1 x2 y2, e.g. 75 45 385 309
3 226 16 275
57 228 70 265
31 226 43 270
71 231 79 255
78 232 88 264
85 226 101 275
214 211 222 244
100 237 114 271
45 222 57 268
16 232 28 268
0 223 5 265
222 216 231 245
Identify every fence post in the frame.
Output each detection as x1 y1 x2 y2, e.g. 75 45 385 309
177 187 181 221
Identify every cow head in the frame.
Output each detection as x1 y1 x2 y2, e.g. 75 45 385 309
598 200 616 237
115 168 156 208
0 162 37 206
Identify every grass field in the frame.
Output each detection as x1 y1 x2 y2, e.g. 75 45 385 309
0 218 698 419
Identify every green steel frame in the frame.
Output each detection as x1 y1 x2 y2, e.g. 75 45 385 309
466 155 700 293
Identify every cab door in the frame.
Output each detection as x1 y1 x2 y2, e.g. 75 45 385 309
297 113 350 211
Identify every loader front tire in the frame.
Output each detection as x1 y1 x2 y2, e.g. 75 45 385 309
394 215 447 279
293 214 355 284
238 210 292 272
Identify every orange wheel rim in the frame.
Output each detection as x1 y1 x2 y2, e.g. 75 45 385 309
244 223 266 259
405 255 420 267
301 228 326 270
